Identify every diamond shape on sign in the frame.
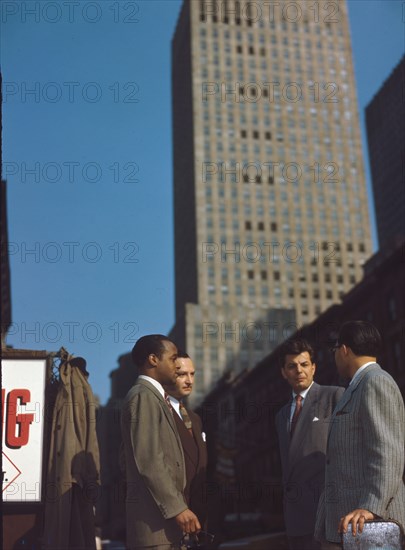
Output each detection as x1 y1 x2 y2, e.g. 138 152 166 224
2 452 22 493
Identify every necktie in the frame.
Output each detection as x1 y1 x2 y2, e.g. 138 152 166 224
179 402 193 436
164 392 174 412
290 394 303 437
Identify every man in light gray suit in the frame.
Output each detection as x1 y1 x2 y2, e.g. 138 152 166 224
315 320 405 549
276 339 344 550
121 334 201 549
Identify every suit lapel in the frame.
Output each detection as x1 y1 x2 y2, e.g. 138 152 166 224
172 411 198 466
280 401 292 454
137 378 180 438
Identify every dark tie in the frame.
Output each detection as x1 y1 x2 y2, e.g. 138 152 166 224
290 394 303 437
179 401 193 436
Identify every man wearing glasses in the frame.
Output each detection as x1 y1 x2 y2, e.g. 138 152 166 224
276 339 344 550
315 320 405 549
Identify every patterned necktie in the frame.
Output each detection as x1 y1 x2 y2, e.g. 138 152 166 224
290 394 303 437
164 392 174 413
179 401 193 436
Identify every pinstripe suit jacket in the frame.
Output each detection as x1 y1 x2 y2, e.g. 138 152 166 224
276 382 344 537
315 363 405 543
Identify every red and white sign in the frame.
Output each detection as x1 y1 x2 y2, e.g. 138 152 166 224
2 359 47 502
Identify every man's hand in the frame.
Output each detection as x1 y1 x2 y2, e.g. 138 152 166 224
338 509 376 536
175 509 201 534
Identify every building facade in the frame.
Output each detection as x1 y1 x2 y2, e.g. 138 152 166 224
171 0 372 403
366 55 405 249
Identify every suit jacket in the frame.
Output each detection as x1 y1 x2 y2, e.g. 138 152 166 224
315 364 405 543
120 378 188 549
172 407 208 526
276 382 344 537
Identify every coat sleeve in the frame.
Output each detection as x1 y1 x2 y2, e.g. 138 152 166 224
358 373 405 517
124 390 188 519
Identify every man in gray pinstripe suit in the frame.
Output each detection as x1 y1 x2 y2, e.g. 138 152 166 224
315 320 405 549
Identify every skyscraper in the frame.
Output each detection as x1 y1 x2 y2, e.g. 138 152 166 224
366 55 405 249
171 0 372 404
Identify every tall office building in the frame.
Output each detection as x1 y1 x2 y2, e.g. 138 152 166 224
171 0 372 404
366 55 405 249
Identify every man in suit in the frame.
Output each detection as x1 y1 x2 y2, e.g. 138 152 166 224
120 335 201 550
164 351 208 528
275 339 344 550
315 321 405 549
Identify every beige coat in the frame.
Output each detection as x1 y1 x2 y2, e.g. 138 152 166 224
43 350 100 549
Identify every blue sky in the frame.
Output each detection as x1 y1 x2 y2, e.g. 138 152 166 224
2 0 404 404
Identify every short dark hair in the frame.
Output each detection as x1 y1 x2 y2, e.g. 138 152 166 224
279 338 315 368
338 321 382 357
131 334 174 368
177 350 190 359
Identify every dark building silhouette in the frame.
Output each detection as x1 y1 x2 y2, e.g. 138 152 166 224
366 55 405 249
1 70 12 347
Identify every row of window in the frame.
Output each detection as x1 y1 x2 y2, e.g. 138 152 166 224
240 128 273 140
214 268 357 285
198 11 340 36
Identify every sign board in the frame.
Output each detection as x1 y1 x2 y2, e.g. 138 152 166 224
2 359 47 502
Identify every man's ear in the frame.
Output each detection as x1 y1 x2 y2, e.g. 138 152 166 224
342 344 349 356
148 353 159 367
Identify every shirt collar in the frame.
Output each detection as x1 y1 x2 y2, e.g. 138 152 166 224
138 375 165 398
167 395 181 416
349 362 375 385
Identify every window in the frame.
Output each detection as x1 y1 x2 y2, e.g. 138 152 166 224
271 222 277 231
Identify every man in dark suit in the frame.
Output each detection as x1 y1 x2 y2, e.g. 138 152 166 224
276 339 344 550
164 351 208 528
315 321 405 549
121 335 201 550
